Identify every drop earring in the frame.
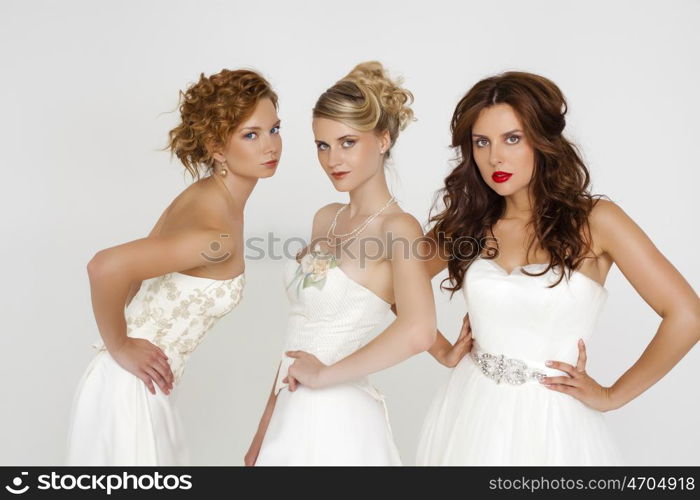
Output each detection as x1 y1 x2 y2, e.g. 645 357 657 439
219 160 227 177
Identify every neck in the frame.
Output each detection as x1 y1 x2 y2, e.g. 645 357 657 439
502 186 534 222
212 170 257 216
347 169 393 218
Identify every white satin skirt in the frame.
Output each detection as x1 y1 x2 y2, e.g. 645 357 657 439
256 383 401 466
66 350 188 465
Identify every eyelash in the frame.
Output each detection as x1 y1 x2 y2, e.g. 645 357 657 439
473 135 521 148
244 125 281 140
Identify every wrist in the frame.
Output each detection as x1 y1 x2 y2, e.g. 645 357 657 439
604 384 624 411
106 337 129 355
436 345 451 365
318 363 336 387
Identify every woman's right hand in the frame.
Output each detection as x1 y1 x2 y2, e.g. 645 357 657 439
110 338 174 395
439 313 473 368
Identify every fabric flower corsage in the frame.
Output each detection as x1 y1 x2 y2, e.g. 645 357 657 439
288 243 338 295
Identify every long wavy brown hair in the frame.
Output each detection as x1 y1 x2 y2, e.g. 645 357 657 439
429 71 606 295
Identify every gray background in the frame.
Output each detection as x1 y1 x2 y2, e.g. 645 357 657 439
1 0 698 465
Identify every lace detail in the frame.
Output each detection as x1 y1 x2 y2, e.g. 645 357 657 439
92 272 245 384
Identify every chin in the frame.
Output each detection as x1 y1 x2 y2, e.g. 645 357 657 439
257 168 277 178
488 182 522 197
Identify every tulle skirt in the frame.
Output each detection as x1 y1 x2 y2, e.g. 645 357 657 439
256 383 401 466
417 355 624 466
66 350 188 465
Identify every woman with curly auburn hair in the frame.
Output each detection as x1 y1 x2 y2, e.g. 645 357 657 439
66 68 281 465
416 72 700 465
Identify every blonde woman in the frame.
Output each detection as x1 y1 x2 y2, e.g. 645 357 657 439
246 62 436 466
67 69 282 465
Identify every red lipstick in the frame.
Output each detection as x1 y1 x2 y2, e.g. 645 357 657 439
331 171 350 180
492 171 512 183
263 159 278 168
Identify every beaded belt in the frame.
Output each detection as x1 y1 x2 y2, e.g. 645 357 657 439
470 348 547 385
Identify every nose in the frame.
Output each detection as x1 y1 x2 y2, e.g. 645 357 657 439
327 146 343 168
262 133 278 156
488 143 503 168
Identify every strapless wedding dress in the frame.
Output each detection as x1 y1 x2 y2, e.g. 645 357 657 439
416 257 623 465
256 258 400 465
66 271 245 465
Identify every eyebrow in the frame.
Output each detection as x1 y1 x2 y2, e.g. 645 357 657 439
241 120 281 131
471 129 523 138
314 135 358 144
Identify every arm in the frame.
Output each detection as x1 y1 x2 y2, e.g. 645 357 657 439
420 226 473 367
390 302 472 368
287 213 438 387
125 205 172 307
543 200 700 410
87 228 234 394
244 362 280 466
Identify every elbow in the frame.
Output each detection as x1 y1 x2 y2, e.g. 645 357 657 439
87 249 113 282
666 299 700 344
692 302 700 344
409 321 437 354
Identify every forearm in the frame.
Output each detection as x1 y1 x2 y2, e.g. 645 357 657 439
610 313 700 409
322 321 434 386
253 367 280 441
88 269 131 353
254 392 277 439
428 330 452 361
392 303 448 362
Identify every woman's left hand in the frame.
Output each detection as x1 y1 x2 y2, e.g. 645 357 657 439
284 350 328 390
540 339 619 412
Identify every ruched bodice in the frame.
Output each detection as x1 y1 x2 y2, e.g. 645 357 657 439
274 259 390 396
465 256 607 368
93 271 245 383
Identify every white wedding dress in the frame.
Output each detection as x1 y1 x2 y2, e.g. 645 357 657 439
66 271 245 465
417 256 623 465
255 258 401 466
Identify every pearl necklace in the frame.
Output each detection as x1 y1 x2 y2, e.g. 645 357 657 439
326 196 397 247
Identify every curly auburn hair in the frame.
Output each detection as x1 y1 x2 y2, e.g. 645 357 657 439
168 69 278 180
429 71 606 295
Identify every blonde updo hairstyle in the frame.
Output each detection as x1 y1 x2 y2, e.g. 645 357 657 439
312 61 414 159
168 69 278 180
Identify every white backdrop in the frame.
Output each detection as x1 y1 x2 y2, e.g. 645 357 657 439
1 0 698 465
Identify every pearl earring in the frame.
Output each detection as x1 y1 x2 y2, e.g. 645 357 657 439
219 161 227 177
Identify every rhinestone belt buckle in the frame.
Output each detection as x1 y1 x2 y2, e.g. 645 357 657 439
470 350 547 385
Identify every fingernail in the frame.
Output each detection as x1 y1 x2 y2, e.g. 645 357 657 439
545 361 553 366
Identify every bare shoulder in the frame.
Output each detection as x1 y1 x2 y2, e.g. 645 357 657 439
166 178 232 231
380 210 424 238
588 198 643 253
312 202 345 226
589 198 635 235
